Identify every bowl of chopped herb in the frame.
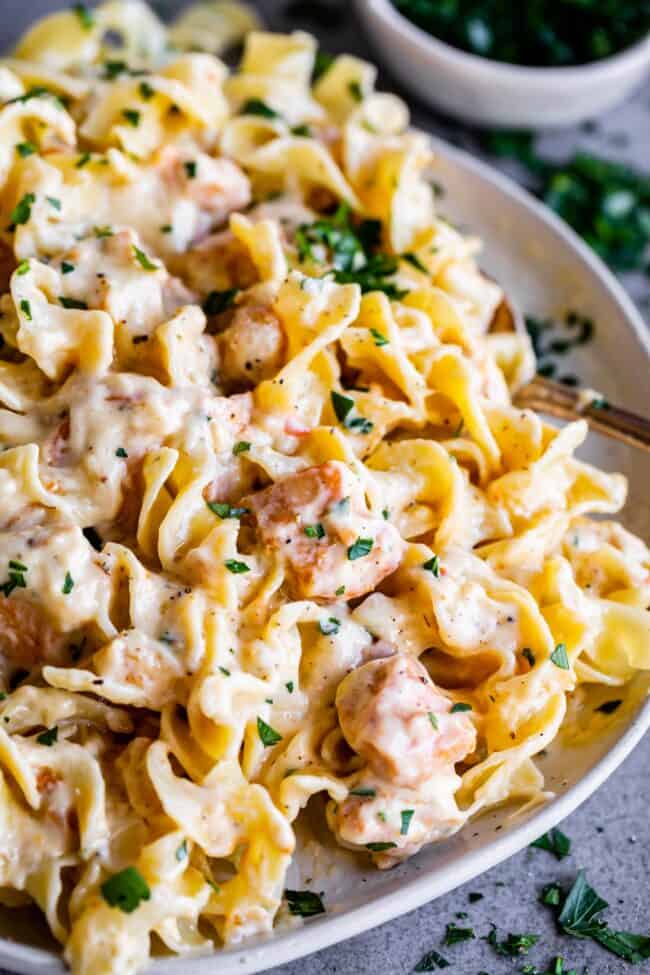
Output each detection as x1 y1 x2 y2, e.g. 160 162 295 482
355 0 650 126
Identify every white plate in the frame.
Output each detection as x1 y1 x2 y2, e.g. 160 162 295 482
0 141 648 975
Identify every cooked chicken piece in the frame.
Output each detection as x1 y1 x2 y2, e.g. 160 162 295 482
336 653 476 788
217 303 286 390
245 460 403 601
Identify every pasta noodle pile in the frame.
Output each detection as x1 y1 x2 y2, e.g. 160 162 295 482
0 4 647 973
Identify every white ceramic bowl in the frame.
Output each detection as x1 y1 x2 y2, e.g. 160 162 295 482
0 139 648 975
355 0 650 127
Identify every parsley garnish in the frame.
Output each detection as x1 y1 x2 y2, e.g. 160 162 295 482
75 152 91 168
347 537 373 560
203 288 238 315
444 922 475 946
423 555 440 577
348 80 363 101
257 716 282 746
428 712 439 730
103 60 128 79
335 584 345 596
101 867 151 914
59 296 88 309
366 842 397 852
370 327 389 346
224 559 250 574
19 299 32 321
550 643 570 669
284 889 325 916
319 617 340 636
450 702 472 713
72 3 94 29
330 390 373 434
16 259 30 275
62 571 74 595
132 245 158 271
2 560 27 596
486 926 539 956
350 786 376 797
313 49 334 82
402 251 427 272
184 160 197 179
139 81 155 100
545 870 650 963
94 225 113 238
522 647 536 667
115 447 128 458
531 827 571 860
400 809 415 835
46 196 61 210
9 193 36 228
37 726 58 746
16 141 36 158
233 440 251 456
121 108 140 127
206 501 248 519
285 681 294 693
240 98 279 118
291 123 311 137
304 523 325 539
414 948 450 971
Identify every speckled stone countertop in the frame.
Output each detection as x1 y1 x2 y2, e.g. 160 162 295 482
0 2 648 973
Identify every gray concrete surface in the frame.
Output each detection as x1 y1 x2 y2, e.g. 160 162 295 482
0 1 648 973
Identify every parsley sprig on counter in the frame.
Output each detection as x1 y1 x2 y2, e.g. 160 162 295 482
483 134 650 272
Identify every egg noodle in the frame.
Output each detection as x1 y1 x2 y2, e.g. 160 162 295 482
0 3 647 973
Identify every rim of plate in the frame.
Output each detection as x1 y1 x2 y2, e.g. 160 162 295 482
359 0 650 85
0 139 648 975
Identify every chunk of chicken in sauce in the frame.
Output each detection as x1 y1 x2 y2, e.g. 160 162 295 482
0 594 67 689
336 653 476 788
244 460 404 601
217 303 286 390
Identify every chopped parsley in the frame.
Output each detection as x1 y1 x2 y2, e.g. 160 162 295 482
350 786 376 798
304 523 325 539
160 224 172 234
285 681 294 693
544 870 650 963
366 842 397 852
284 888 325 917
257 716 282 747
335 585 345 596
240 98 279 118
139 81 155 100
486 926 539 957
423 555 440 578
206 501 248 519
330 390 373 435
224 559 250 574
121 108 140 127
450 702 472 713
291 123 311 137
94 225 113 238
9 192 36 228
444 922 475 946
550 643 570 670
132 245 158 271
348 79 363 101
101 867 151 914
16 259 30 275
75 152 91 168
400 809 415 835
16 141 37 158
62 571 74 595
370 327 389 346
59 296 88 309
71 3 94 30
402 251 427 272
233 440 251 456
19 299 32 321
319 617 340 636
347 537 373 561
37 726 58 746
313 49 334 82
203 288 238 315
46 196 62 210
2 560 27 596
414 947 450 971
428 711 439 730
531 827 571 860
183 160 197 179
115 447 128 458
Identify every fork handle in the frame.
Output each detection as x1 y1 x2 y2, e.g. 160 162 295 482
513 376 650 453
